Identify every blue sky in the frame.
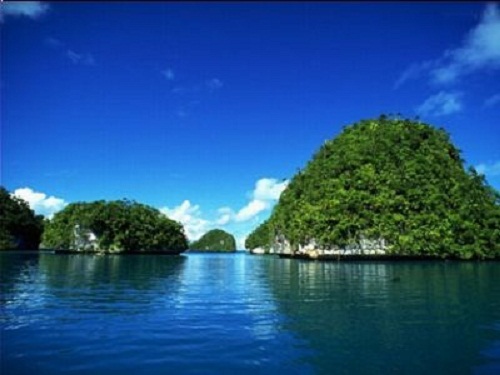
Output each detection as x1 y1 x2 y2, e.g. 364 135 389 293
2 2 500 248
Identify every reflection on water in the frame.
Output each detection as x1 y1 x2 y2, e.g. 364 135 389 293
263 259 500 374
2 254 186 328
1 252 499 374
0 253 312 375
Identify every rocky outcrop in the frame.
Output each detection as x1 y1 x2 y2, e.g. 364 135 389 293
271 235 388 259
72 224 98 251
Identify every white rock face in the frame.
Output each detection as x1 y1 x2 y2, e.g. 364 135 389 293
73 224 99 251
250 247 266 255
273 234 388 256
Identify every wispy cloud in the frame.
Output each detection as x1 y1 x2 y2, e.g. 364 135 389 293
483 93 500 108
12 187 67 218
66 50 96 66
432 4 500 84
206 78 223 91
216 207 232 226
475 161 500 176
394 60 436 90
169 76 222 117
415 91 463 117
0 1 49 22
44 37 64 49
44 37 96 66
396 3 500 87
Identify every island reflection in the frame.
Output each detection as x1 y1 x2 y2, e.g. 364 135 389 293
261 259 500 374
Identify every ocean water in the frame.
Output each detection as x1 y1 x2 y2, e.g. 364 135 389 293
1 252 499 374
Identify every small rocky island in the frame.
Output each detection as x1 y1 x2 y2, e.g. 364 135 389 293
246 116 500 260
189 229 237 252
42 200 189 254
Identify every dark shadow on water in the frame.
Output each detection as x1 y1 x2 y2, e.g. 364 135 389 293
261 259 500 374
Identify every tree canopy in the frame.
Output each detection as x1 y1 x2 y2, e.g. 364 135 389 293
190 229 237 252
42 199 188 253
247 116 500 259
245 219 273 252
0 187 45 250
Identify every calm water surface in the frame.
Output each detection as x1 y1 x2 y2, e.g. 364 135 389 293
1 252 500 374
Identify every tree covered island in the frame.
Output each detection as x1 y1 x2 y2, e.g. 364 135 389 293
42 200 188 254
189 229 237 252
246 116 500 260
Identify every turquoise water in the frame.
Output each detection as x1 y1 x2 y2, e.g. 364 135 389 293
1 252 499 374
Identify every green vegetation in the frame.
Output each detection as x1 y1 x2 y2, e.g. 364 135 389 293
42 199 188 253
248 116 500 259
190 229 236 252
0 187 44 250
245 219 273 252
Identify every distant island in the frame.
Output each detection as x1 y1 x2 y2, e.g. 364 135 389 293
246 115 500 260
189 229 236 252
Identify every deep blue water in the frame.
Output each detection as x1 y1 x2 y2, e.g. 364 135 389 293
1 252 500 374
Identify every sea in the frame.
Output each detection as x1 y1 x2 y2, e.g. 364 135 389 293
1 251 499 374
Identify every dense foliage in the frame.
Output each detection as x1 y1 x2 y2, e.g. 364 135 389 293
0 187 44 250
248 116 500 259
190 229 236 252
244 219 272 251
42 199 188 252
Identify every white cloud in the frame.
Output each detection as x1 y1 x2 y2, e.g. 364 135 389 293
228 178 289 223
0 1 49 22
160 200 210 241
160 177 288 243
416 91 463 117
397 4 500 87
432 3 500 84
216 207 232 225
475 161 500 176
483 93 500 108
162 68 175 81
235 199 268 222
216 214 231 226
253 178 289 201
12 187 67 218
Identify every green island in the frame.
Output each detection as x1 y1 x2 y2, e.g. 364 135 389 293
189 229 237 252
39 200 186 254
246 116 500 260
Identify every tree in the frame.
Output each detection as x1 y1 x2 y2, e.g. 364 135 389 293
0 187 44 250
245 219 273 251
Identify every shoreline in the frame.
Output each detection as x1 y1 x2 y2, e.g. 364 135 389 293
53 249 186 255
277 253 500 262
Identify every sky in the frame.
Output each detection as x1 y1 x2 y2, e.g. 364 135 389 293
1 2 500 248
